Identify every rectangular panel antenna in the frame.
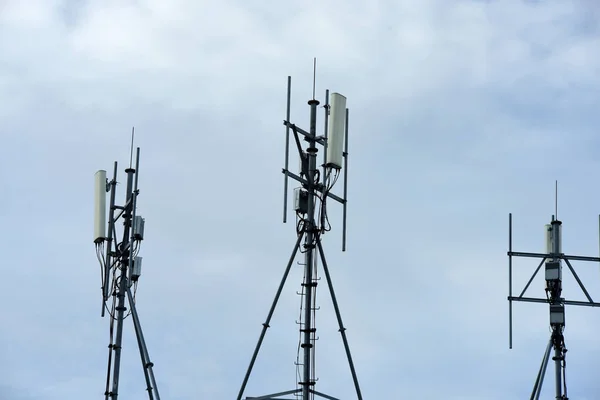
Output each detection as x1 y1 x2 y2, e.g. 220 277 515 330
94 170 107 243
326 93 347 169
131 256 142 281
134 216 145 240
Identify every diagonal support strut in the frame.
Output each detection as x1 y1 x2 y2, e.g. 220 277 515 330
316 240 363 400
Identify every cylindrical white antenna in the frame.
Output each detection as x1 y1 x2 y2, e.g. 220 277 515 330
325 93 347 169
94 170 107 243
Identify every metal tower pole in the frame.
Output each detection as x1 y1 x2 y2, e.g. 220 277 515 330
301 99 320 399
550 219 563 400
554 340 562 399
109 167 135 400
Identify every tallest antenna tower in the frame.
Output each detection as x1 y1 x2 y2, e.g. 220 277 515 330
236 72 362 400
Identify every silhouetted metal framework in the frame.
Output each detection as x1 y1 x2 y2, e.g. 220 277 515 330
94 140 160 400
508 213 600 399
236 73 362 400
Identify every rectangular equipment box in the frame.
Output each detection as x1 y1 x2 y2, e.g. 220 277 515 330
545 261 561 281
133 216 145 240
550 304 565 325
131 256 142 281
294 187 309 214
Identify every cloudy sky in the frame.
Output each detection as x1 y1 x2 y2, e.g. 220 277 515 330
3 0 600 399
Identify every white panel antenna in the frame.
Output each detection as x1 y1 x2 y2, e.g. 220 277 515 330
325 92 347 169
131 256 142 281
94 170 107 243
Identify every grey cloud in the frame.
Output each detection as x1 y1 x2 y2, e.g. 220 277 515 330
2 1 600 399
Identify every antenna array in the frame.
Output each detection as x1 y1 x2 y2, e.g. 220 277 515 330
93 133 161 400
236 74 362 400
508 211 600 399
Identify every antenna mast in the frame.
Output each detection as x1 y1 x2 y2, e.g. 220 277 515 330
237 72 361 400
508 198 600 398
93 131 161 400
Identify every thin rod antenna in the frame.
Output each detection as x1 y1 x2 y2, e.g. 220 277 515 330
323 90 330 184
342 108 349 252
555 180 558 220
130 127 135 169
283 77 291 224
509 213 513 349
312 58 316 100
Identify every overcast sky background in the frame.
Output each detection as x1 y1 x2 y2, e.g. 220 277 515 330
2 0 600 399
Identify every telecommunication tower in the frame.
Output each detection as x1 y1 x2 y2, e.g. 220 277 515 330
507 198 600 399
236 69 363 400
94 131 161 400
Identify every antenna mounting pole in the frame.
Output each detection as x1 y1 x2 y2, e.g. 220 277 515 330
312 57 317 100
555 180 558 220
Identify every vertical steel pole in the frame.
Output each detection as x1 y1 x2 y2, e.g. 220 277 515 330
551 220 563 400
341 109 349 252
283 76 291 223
109 167 135 400
301 99 320 400
509 213 513 349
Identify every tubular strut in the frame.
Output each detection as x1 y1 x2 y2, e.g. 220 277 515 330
316 240 363 400
127 285 161 400
530 333 568 399
237 232 306 400
236 231 363 400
